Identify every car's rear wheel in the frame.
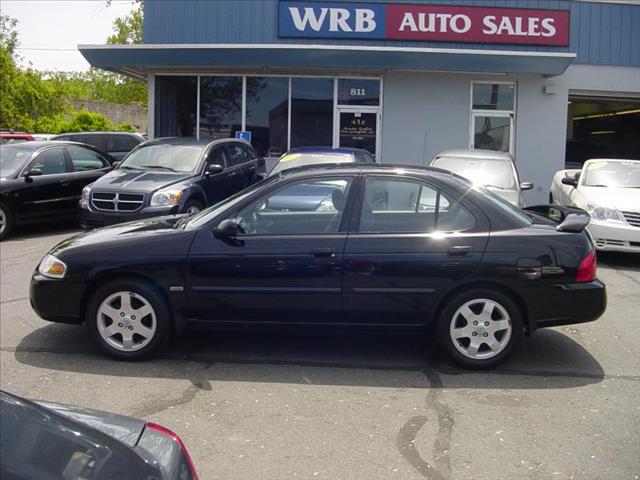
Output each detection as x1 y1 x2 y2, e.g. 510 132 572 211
437 289 522 369
86 280 172 360
0 202 14 241
183 200 203 215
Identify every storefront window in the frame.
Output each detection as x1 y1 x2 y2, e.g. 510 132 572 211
154 76 197 138
199 76 242 140
472 83 515 111
245 77 289 158
338 79 380 106
290 78 334 148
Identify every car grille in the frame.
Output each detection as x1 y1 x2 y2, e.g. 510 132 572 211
91 192 144 212
621 211 640 228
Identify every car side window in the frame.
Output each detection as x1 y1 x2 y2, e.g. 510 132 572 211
67 146 109 171
234 177 352 235
240 144 258 162
224 144 247 167
359 177 475 233
28 148 68 175
206 147 227 168
106 135 139 152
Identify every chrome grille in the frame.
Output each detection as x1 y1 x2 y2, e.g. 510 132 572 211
621 211 640 228
91 192 144 212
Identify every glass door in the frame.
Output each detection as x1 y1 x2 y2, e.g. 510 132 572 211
336 108 380 157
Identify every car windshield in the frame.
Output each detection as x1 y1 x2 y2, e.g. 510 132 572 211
269 152 353 176
582 160 640 188
432 156 517 190
0 145 33 177
120 144 204 173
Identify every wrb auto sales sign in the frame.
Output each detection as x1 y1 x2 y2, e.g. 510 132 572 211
279 1 570 46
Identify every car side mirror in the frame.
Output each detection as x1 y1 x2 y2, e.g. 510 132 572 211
213 219 240 238
520 181 534 191
23 168 43 181
205 164 224 176
561 176 578 188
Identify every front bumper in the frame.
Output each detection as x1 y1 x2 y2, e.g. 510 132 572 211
588 220 640 253
30 273 85 324
80 201 178 228
532 279 607 330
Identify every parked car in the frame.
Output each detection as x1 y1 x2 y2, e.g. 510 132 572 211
0 389 199 480
79 137 265 229
30 164 605 369
1 130 34 144
430 149 533 207
51 132 145 162
268 146 376 177
0 141 113 240
550 158 640 253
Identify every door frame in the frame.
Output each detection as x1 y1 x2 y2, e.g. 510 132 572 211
333 106 382 161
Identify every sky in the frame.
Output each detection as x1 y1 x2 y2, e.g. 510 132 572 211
2 0 137 72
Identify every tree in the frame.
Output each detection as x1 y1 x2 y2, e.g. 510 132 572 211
107 3 143 45
0 14 18 57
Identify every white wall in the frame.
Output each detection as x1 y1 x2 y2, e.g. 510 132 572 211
380 64 640 205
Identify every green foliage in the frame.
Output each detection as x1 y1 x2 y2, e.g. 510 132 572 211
0 4 147 133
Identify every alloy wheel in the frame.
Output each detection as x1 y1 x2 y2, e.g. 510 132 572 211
97 291 157 352
186 205 201 215
449 298 512 360
0 208 6 236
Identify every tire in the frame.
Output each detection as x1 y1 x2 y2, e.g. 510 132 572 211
85 279 172 360
0 202 14 241
183 199 203 215
437 289 523 369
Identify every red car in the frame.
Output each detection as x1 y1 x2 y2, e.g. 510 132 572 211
1 132 35 144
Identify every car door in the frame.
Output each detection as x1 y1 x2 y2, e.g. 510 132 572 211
66 145 112 204
222 143 252 191
342 175 490 325
16 147 76 220
186 175 355 324
199 145 234 206
239 143 264 181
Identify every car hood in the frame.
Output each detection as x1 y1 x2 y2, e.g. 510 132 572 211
50 215 195 257
91 168 194 193
578 186 640 211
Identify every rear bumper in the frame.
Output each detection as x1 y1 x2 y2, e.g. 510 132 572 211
80 202 178 228
532 279 607 331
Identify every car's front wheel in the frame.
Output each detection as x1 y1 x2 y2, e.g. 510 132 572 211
437 289 522 369
183 199 203 215
86 280 172 360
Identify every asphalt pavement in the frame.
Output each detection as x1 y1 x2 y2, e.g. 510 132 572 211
1 222 639 480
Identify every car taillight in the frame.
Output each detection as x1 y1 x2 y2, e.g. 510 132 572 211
146 422 199 480
576 250 597 282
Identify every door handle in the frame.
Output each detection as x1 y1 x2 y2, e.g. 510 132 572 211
312 249 337 259
447 246 471 257
228 172 238 177
248 165 256 171
59 180 71 186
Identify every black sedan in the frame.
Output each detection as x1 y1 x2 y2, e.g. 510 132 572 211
30 164 606 369
1 390 199 479
79 137 265 229
0 141 113 240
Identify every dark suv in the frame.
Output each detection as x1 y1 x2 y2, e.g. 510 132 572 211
51 132 145 162
79 137 264 228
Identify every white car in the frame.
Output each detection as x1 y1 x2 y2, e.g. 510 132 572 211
550 158 640 253
430 149 533 207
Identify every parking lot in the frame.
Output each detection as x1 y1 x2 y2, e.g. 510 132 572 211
1 223 639 480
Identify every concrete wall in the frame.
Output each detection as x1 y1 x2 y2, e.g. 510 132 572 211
69 99 147 132
380 64 640 205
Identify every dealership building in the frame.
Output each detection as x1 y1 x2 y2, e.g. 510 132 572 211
80 0 639 203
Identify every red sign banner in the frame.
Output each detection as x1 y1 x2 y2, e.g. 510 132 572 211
385 4 570 46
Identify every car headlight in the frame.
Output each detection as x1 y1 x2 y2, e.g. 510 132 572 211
38 255 67 279
151 189 184 207
588 202 625 222
81 185 91 202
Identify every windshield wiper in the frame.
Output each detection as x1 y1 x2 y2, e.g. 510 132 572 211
139 165 178 172
587 184 609 188
119 165 143 170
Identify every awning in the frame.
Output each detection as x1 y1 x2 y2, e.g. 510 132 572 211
79 43 576 79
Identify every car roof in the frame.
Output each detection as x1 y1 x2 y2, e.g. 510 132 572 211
276 162 460 181
584 158 640 163
434 149 514 162
53 131 143 137
0 140 84 150
287 146 366 156
140 137 247 148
